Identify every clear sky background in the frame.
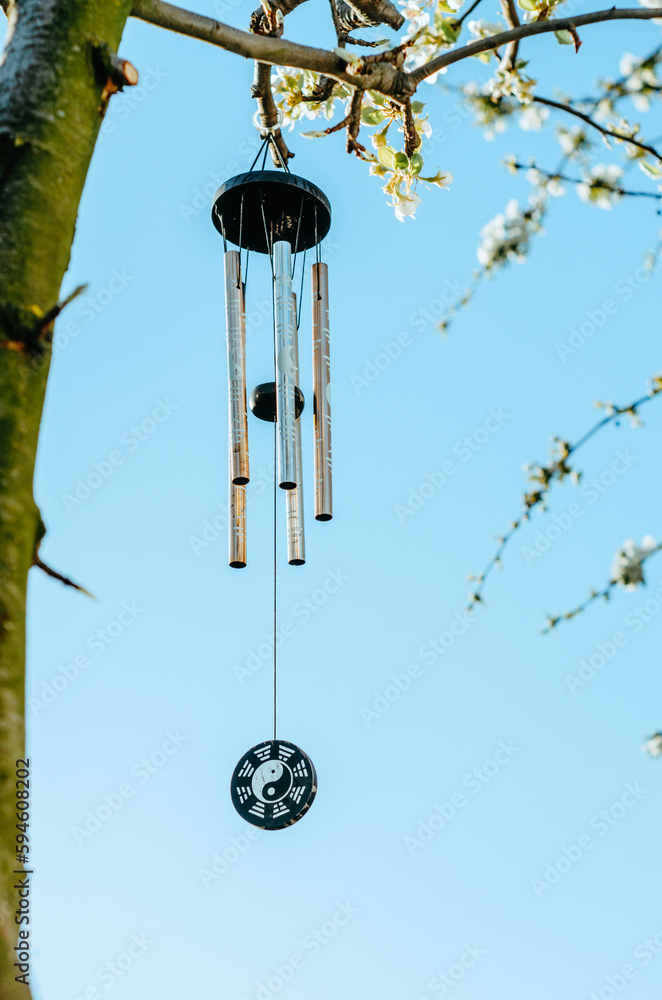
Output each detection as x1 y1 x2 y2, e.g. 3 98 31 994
7 2 662 998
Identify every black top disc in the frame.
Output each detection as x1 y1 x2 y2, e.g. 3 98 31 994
212 171 331 254
230 740 317 830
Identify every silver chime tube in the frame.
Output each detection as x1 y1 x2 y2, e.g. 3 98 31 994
273 241 298 490
229 474 247 569
224 250 249 486
286 292 305 565
312 262 332 520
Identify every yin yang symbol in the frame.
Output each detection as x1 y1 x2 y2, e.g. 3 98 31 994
231 740 317 830
252 760 293 803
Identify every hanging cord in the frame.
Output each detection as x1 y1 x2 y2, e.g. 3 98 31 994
291 193 304 279
248 135 269 173
272 413 278 741
314 205 321 267
266 131 290 173
297 249 306 331
271 233 278 741
259 190 275 280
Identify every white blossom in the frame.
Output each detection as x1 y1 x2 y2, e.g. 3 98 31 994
518 105 549 131
577 163 624 209
477 198 545 269
611 535 657 588
393 190 422 222
642 733 662 757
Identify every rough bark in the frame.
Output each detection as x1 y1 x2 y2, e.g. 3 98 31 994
0 2 133 997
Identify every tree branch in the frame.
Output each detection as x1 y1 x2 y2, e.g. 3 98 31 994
130 0 404 94
409 8 662 87
543 542 662 632
499 0 520 72
346 87 365 152
467 376 662 613
532 94 662 162
251 61 293 165
511 159 662 198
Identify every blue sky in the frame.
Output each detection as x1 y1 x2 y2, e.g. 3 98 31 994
8 2 662 998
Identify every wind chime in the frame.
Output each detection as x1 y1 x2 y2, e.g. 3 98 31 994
212 121 332 831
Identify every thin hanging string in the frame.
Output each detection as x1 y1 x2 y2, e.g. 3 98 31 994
248 135 269 173
314 205 321 266
271 232 278 742
297 249 306 330
272 413 278 741
237 190 250 293
291 194 304 279
267 132 290 173
259 191 274 279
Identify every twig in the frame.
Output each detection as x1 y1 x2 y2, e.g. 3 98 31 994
510 160 662 199
33 555 95 599
403 97 421 156
467 376 662 612
543 542 662 632
578 43 662 109
532 94 662 163
347 88 365 153
455 0 486 28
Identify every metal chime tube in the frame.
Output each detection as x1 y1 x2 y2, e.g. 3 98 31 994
224 250 250 486
273 241 298 490
312 262 332 520
229 474 247 568
286 292 305 565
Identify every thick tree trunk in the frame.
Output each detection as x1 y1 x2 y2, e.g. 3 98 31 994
0 2 133 996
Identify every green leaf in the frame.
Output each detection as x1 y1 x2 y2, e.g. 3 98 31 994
554 29 574 43
410 101 425 114
372 125 390 148
361 107 386 125
518 0 538 9
394 151 409 170
410 152 424 175
640 159 662 177
378 145 397 169
438 18 460 42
